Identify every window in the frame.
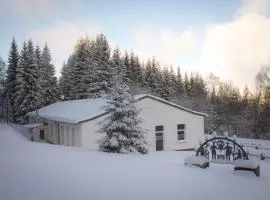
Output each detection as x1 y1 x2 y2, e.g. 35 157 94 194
177 124 185 140
40 130 44 140
155 126 164 132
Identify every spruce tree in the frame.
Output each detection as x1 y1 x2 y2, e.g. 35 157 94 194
184 72 191 97
59 58 74 100
123 51 131 83
0 57 5 94
40 44 58 105
93 33 112 96
160 67 172 100
14 42 28 123
134 55 143 84
176 66 184 95
70 37 92 99
129 52 143 86
35 45 42 68
6 38 19 122
99 83 148 154
87 40 102 98
168 66 177 98
20 40 41 119
143 57 162 95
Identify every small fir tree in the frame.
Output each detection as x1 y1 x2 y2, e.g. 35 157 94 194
99 83 148 154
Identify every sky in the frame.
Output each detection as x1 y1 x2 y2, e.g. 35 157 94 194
1 0 270 91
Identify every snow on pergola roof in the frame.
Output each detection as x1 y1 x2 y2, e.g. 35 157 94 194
27 94 207 124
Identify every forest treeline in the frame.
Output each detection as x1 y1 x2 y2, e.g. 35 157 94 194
0 33 269 139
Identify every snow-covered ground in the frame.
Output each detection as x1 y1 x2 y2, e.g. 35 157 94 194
236 138 270 158
1 124 270 200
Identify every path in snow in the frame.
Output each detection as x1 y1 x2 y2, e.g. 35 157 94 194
1 123 270 200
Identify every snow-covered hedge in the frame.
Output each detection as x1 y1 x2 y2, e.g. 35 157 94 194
234 159 259 169
184 155 209 168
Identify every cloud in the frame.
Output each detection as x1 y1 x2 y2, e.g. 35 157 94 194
134 27 196 65
29 20 103 76
160 29 196 63
134 28 156 61
236 0 270 16
0 0 75 18
202 0 270 90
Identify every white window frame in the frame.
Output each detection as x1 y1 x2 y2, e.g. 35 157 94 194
177 124 185 140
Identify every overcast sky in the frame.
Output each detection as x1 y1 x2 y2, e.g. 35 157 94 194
1 0 270 90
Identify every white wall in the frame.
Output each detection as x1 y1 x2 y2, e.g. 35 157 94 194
81 118 105 149
80 97 205 151
137 98 205 151
41 120 82 147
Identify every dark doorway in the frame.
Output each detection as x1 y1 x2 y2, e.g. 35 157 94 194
155 126 164 151
40 130 44 140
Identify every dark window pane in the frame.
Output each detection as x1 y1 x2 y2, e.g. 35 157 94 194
178 131 185 140
155 126 163 131
156 132 163 140
156 140 163 151
40 130 44 140
177 124 185 130
156 132 163 137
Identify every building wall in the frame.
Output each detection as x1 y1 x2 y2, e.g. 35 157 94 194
45 121 81 147
137 98 205 151
80 97 205 151
29 116 82 147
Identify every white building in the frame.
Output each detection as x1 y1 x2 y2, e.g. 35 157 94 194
27 94 207 151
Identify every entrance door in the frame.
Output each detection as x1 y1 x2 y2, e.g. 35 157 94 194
155 126 164 151
156 132 164 151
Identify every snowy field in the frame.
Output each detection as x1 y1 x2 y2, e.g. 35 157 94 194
1 124 270 200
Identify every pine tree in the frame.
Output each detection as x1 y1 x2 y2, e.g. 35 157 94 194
111 47 126 80
99 83 148 154
168 66 177 98
184 72 191 97
93 33 112 96
160 67 172 100
65 37 91 99
130 53 143 85
14 42 28 123
40 44 58 106
123 51 131 83
0 57 5 112
143 57 162 95
59 58 73 100
6 38 19 122
35 45 42 68
20 40 41 120
87 39 103 98
0 57 5 94
176 66 184 95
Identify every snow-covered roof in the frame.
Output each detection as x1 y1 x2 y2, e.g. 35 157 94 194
27 98 107 124
27 94 207 124
23 123 44 128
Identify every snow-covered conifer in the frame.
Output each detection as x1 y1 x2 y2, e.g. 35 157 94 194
20 40 41 119
14 42 28 123
99 82 148 154
6 38 19 122
40 44 58 106
93 33 112 96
